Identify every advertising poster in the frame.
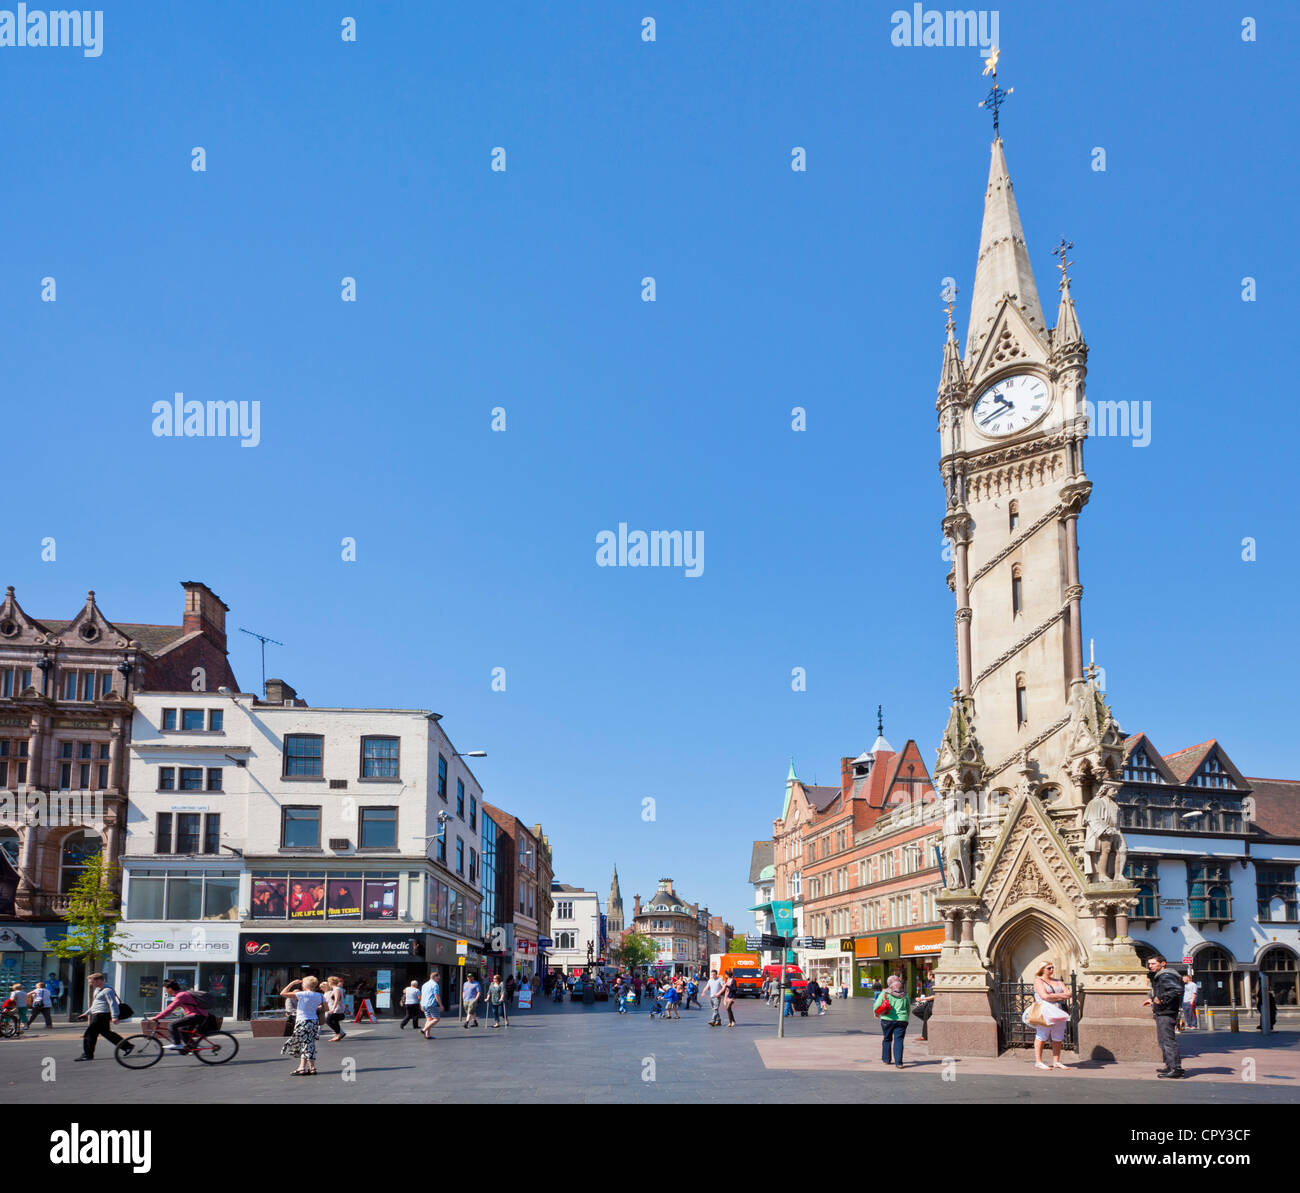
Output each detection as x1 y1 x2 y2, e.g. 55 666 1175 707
363 879 398 920
288 878 326 920
326 880 362 919
250 878 287 919
518 987 533 1009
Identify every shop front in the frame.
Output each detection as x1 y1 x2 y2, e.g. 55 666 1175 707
237 932 426 1021
853 928 944 997
898 928 943 997
114 924 240 1018
804 939 853 993
0 924 80 1016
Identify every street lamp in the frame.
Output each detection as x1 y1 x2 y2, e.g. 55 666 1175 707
454 751 487 758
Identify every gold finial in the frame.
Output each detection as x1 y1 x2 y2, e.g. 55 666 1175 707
978 47 1013 134
982 46 1000 77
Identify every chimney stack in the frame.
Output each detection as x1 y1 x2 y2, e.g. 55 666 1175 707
264 678 301 705
633 894 642 918
181 581 229 652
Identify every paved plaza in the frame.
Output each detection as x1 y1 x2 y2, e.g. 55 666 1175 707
3 998 1295 1104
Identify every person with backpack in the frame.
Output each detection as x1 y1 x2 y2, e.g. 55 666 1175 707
807 977 823 1016
150 980 216 1051
875 975 911 1068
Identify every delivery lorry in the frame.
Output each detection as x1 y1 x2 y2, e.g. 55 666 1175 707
708 952 764 997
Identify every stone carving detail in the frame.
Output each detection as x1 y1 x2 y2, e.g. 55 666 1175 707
1082 781 1128 881
933 689 985 789
968 454 1064 503
981 799 1089 917
985 716 1071 783
941 797 980 889
1006 856 1057 906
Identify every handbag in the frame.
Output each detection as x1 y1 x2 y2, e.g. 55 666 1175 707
874 995 890 1018
116 1001 134 1020
1024 1001 1047 1028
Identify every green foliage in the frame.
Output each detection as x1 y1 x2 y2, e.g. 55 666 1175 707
48 853 133 970
613 930 659 971
728 936 748 953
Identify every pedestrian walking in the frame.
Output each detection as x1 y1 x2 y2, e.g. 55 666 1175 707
420 972 444 1039
8 983 27 1026
1142 955 1187 1078
399 980 423 1029
705 970 725 1027
488 974 510 1027
462 973 482 1028
723 973 738 1028
324 975 347 1042
1254 982 1278 1031
807 978 823 1015
27 980 54 1029
874 975 911 1069
1180 974 1198 1031
911 994 934 1041
685 977 700 1010
280 975 324 1076
505 974 516 1007
75 973 130 1062
46 972 63 1011
665 980 681 1020
1030 962 1071 1070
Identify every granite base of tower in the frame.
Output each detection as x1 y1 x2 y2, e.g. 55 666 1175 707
925 945 999 1058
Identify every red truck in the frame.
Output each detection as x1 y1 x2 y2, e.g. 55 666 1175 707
761 963 808 992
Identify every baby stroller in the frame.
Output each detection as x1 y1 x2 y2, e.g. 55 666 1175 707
648 993 666 1020
787 989 809 1017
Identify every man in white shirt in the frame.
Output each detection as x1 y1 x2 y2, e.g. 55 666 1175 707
420 973 443 1040
706 970 725 1027
76 972 130 1061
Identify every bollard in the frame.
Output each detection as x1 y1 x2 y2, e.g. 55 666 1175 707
1205 1007 1213 1032
1229 1007 1239 1032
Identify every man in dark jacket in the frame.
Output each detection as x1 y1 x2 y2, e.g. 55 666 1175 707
1142 956 1187 1078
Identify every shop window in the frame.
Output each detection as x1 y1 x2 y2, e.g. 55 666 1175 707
359 806 398 850
361 735 400 779
283 806 322 849
1259 947 1298 1009
1192 945 1236 1008
165 873 203 919
203 873 240 920
126 871 165 919
284 734 324 778
60 830 101 893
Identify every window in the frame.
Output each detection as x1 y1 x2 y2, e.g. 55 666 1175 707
162 708 177 730
155 813 173 854
359 806 398 849
556 900 574 920
165 873 203 919
203 814 221 855
126 872 164 919
1125 857 1160 918
62 671 76 700
204 872 239 919
456 839 465 874
1015 674 1028 726
437 754 448 799
175 813 201 854
158 767 176 791
181 709 205 731
0 739 29 787
283 807 322 849
284 734 324 777
360 735 400 779
456 779 465 819
1123 747 1163 784
1191 754 1235 791
1257 867 1297 922
1188 861 1232 922
206 767 223 791
209 709 223 731
1008 499 1019 531
470 797 477 831
435 832 446 863
60 830 101 893
469 848 478 882
1259 947 1298 1008
1011 564 1023 616
179 767 204 791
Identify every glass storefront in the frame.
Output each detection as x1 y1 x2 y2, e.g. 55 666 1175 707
119 961 235 1017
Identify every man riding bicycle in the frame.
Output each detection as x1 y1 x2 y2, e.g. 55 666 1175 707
150 981 216 1051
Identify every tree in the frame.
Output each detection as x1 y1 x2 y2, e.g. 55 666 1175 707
612 930 659 971
728 936 748 953
48 853 133 987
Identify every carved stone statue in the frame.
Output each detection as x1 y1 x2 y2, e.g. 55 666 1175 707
941 796 979 889
1083 781 1128 882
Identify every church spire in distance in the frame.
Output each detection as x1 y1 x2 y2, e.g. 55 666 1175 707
965 50 1046 359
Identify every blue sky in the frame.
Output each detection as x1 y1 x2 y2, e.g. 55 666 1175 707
3 2 1297 929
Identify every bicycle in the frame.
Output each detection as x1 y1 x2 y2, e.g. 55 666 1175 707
115 1015 239 1068
0 1011 28 1039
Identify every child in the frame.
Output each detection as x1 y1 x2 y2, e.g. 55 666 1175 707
648 991 665 1020
619 988 635 1015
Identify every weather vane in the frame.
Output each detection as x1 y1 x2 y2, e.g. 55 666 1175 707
978 47 1013 135
1052 236 1075 291
944 285 959 333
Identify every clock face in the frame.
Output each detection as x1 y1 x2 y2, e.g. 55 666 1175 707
972 374 1050 438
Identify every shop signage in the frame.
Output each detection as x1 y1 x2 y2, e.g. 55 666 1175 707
54 719 111 730
1163 898 1186 908
0 717 29 728
238 933 423 964
771 901 795 936
118 927 238 957
518 988 533 1009
456 940 468 956
899 928 944 956
854 937 878 959
877 933 901 959
839 939 853 953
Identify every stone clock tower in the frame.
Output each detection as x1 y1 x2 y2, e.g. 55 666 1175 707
924 111 1157 1060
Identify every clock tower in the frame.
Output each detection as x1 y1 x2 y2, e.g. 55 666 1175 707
925 59 1156 1061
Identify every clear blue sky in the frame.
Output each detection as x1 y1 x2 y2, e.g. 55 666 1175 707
4 2 1297 930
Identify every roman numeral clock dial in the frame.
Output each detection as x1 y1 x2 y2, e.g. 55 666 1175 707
972 373 1050 437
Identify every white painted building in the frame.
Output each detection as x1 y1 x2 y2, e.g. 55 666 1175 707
548 883 601 975
115 680 489 1018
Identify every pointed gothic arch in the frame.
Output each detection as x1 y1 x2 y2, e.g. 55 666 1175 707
987 906 1087 984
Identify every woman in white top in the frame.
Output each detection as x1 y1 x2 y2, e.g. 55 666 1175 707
324 975 347 1043
1032 962 1072 1071
399 980 422 1030
280 975 324 1075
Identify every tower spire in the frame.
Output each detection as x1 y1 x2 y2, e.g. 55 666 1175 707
1052 236 1084 349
